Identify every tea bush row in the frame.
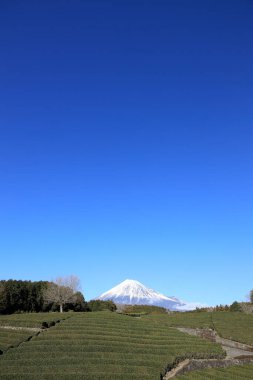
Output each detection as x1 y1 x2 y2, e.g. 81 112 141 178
0 312 224 379
0 312 71 328
146 312 253 346
0 312 71 352
177 363 253 379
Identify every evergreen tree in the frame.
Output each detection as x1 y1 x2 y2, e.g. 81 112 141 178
230 301 242 312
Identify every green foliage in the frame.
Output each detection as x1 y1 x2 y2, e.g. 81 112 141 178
176 364 253 379
0 329 33 354
0 312 224 379
122 304 168 315
147 311 253 346
195 304 230 312
229 301 242 312
65 292 88 312
0 280 87 314
87 300 116 312
147 312 214 329
0 312 70 329
0 280 48 314
1 311 253 379
211 312 253 345
0 313 70 352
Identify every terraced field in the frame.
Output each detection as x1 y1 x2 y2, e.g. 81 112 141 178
0 312 70 328
0 312 224 379
147 312 253 346
146 312 213 330
0 313 69 353
146 312 253 379
176 363 253 379
0 329 35 354
212 312 253 346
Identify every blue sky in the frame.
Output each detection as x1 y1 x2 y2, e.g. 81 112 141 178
0 1 253 306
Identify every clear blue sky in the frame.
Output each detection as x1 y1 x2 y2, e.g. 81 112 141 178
1 0 252 306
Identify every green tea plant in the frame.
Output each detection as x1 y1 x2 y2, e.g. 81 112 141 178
0 312 224 379
177 363 253 379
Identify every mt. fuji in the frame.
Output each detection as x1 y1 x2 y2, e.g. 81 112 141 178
97 279 203 311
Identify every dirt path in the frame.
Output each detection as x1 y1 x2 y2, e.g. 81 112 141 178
163 327 253 379
164 357 253 379
176 327 253 359
0 325 41 332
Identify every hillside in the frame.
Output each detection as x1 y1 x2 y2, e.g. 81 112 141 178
0 311 253 379
0 311 224 379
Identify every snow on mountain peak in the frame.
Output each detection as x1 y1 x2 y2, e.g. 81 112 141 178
97 279 191 311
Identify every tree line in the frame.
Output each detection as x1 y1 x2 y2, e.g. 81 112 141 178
0 277 116 314
195 301 243 313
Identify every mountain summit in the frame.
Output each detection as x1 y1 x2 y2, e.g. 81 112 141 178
97 279 195 311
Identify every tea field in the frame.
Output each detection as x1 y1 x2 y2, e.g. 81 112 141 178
145 311 253 346
0 313 70 353
212 312 253 346
148 312 253 379
0 311 224 380
176 363 253 379
0 312 70 329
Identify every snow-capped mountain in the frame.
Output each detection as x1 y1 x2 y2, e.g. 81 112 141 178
97 279 201 311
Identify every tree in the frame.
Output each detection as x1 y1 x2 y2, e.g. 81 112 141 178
0 282 6 313
44 275 81 313
250 290 253 304
0 280 49 314
230 301 242 312
66 291 88 312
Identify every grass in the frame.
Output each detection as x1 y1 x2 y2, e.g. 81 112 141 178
0 311 224 379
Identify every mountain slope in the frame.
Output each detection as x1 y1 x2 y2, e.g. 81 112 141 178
97 279 191 311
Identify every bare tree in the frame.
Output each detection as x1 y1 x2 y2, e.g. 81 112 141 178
44 275 81 312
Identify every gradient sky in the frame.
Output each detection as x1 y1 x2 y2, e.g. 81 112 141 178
1 1 253 306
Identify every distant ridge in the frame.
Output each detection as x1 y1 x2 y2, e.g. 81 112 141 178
97 279 203 311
